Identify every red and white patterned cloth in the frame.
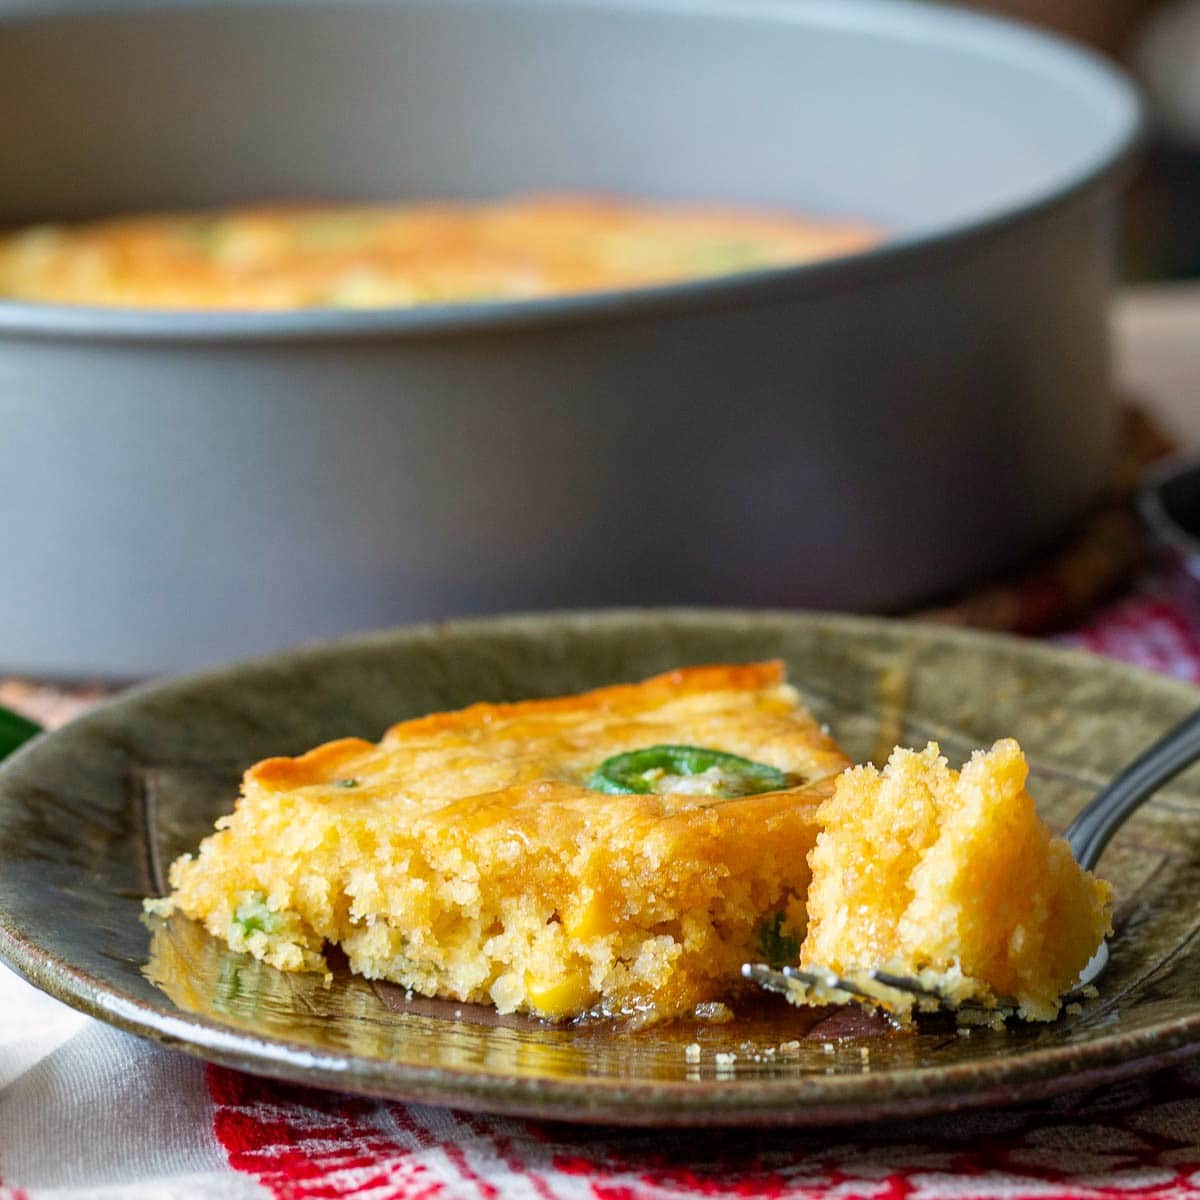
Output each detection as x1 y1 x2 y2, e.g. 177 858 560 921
1062 560 1200 685
4 561 1200 1199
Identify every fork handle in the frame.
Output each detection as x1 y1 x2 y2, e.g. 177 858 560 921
1067 708 1200 872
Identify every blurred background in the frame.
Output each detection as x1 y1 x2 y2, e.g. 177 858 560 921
976 0 1200 280
2 0 1197 678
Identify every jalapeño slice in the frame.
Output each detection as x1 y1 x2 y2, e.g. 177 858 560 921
587 744 790 799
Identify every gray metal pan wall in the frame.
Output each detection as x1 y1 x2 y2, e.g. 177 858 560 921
0 0 1141 677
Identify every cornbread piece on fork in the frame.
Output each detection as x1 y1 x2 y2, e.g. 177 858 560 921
800 740 1112 1021
154 662 850 1022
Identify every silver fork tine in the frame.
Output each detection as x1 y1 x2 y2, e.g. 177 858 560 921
868 970 941 997
873 969 1022 1017
742 962 861 999
742 962 893 1005
743 961 1015 1018
783 964 878 1002
741 962 790 994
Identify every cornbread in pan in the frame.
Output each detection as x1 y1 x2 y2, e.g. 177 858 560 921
153 662 851 1022
800 740 1113 1021
0 195 879 310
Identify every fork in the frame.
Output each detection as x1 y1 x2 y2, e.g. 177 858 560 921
743 708 1200 1020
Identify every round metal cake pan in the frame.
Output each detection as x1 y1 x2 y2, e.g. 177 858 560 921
0 0 1141 677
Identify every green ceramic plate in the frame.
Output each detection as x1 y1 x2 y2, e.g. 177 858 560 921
1 610 1199 1127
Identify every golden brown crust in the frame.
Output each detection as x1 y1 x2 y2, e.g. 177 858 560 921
0 196 880 310
382 661 786 740
243 660 846 796
248 737 375 788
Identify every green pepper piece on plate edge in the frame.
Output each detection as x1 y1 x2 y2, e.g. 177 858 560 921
0 705 41 762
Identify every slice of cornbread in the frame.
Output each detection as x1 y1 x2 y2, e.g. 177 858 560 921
800 740 1112 1021
155 662 850 1023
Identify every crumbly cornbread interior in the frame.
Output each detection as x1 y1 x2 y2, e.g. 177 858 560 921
0 195 879 310
154 663 850 1023
800 740 1113 1021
